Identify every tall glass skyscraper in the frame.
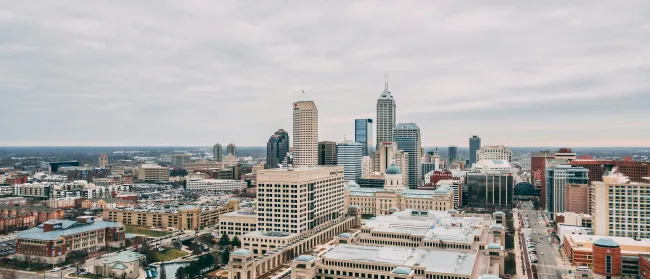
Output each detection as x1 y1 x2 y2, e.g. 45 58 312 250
266 129 289 169
469 135 481 167
545 165 589 217
448 145 458 163
393 123 421 189
337 141 363 181
354 118 373 156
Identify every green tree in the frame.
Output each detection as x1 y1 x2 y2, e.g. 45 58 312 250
189 243 202 256
172 240 182 250
184 264 199 278
230 236 241 248
175 267 185 279
197 254 215 269
221 249 230 264
218 233 230 247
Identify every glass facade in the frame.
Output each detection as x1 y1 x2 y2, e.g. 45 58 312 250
465 173 514 210
545 165 589 217
394 123 421 189
469 136 481 167
354 119 373 156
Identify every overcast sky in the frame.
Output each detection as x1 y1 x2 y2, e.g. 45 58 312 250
1 1 650 147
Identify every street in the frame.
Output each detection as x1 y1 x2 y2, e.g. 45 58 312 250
519 201 569 279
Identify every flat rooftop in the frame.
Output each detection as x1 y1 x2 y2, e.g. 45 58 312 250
322 244 476 276
221 210 257 218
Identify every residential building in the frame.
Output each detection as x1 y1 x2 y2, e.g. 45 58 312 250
476 145 512 162
185 178 246 192
137 164 169 182
469 135 481 167
99 154 108 169
293 100 319 167
376 79 396 148
81 198 137 210
545 165 589 218
255 166 344 234
354 118 373 156
591 173 650 238
0 197 27 206
213 143 223 162
227 143 237 157
16 217 125 264
370 142 409 186
394 123 422 188
219 210 258 238
45 197 80 209
317 141 337 166
337 141 363 182
98 251 146 279
14 182 53 198
266 129 290 169
104 199 240 230
448 145 458 163
0 206 65 233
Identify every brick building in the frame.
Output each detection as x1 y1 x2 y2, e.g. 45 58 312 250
0 206 64 232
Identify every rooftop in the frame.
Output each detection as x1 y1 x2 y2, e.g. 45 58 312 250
18 220 123 241
322 244 475 276
102 251 145 265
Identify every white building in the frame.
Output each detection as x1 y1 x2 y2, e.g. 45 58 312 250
476 145 512 162
292 101 319 167
376 80 396 148
371 142 409 187
219 210 258 238
471 159 512 173
591 173 650 238
336 141 363 182
255 166 345 235
361 156 371 176
185 179 246 192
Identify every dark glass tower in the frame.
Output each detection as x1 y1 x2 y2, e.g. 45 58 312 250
469 135 481 167
354 118 373 156
266 129 289 169
394 123 421 189
448 145 458 163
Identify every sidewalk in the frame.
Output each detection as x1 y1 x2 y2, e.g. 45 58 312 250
512 209 526 279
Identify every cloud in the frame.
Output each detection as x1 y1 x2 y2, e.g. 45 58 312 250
1 1 650 147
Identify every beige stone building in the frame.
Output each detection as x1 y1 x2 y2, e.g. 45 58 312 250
344 183 455 216
104 199 239 230
219 210 257 238
136 164 169 182
591 174 650 238
96 251 146 279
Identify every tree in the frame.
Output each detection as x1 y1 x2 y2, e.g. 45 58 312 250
197 254 215 269
159 263 167 279
139 242 151 254
172 240 182 250
218 233 230 247
230 236 241 248
189 243 202 256
175 267 185 279
221 249 230 264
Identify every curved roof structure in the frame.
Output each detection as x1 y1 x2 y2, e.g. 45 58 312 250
295 255 315 262
391 267 412 275
386 164 401 175
232 249 252 256
594 238 619 248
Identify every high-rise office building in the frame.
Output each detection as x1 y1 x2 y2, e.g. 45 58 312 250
469 135 481 167
477 145 513 162
465 160 514 210
336 141 363 181
98 154 108 169
293 101 318 167
227 143 237 157
531 150 555 207
545 165 589 218
591 173 650 238
371 142 409 186
213 143 223 162
448 146 457 163
255 166 345 234
394 123 421 188
354 118 373 156
376 80 396 149
169 154 191 166
317 141 337 165
265 129 289 169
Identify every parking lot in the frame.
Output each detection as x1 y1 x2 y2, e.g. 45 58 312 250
0 233 17 257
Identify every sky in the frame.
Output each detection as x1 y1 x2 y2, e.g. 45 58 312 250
1 1 650 147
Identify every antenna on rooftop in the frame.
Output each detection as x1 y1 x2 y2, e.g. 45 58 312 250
385 73 389 90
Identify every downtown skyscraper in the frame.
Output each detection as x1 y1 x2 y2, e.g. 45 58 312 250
354 118 373 156
469 135 481 167
293 101 319 167
266 129 289 169
337 140 363 181
213 143 223 162
376 80 396 148
394 123 421 189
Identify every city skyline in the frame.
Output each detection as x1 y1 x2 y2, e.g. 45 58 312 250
2 2 650 147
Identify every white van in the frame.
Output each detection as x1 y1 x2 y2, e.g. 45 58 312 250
576 266 589 272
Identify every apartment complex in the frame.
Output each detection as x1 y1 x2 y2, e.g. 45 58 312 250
16 217 125 264
255 166 345 234
293 101 319 167
137 164 169 182
185 178 246 192
591 174 650 238
103 199 240 230
476 145 512 162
